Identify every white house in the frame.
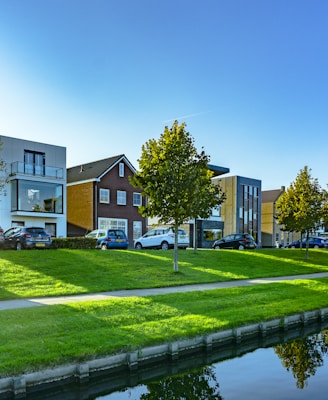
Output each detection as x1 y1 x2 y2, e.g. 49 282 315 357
0 135 67 237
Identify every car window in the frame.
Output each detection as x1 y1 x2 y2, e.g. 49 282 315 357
144 230 155 238
224 235 234 241
116 231 126 239
27 228 45 234
4 227 21 237
235 234 243 240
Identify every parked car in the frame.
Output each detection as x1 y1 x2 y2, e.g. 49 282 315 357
1 227 52 250
212 233 257 250
134 228 189 250
287 237 328 249
85 229 107 239
95 229 129 250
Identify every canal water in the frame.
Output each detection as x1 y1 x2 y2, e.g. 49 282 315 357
25 321 328 400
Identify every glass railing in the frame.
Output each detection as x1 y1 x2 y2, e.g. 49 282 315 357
10 162 64 179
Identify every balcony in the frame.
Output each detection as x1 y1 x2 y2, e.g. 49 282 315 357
10 162 64 180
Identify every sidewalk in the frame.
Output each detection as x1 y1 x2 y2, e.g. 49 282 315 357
1 272 328 311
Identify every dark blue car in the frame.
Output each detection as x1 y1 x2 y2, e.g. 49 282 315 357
95 229 129 250
287 237 328 249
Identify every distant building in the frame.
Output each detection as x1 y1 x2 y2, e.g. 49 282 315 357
0 135 66 237
216 175 262 246
261 187 285 247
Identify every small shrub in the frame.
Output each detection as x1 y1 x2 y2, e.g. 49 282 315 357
51 237 97 249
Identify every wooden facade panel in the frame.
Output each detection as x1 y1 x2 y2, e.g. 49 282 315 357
67 182 94 232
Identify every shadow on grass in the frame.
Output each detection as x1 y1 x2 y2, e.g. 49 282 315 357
1 248 328 301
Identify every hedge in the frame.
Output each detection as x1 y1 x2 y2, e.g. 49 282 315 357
51 237 97 249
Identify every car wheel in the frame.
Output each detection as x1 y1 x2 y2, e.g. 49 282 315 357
238 244 245 250
161 241 169 250
291 245 296 249
314 245 319 249
101 243 107 250
135 243 142 250
214 245 221 250
16 242 22 251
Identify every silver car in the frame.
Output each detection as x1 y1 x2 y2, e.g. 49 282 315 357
134 228 189 250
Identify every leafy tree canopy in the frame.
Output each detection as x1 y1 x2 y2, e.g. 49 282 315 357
276 166 328 258
130 121 225 271
131 120 225 226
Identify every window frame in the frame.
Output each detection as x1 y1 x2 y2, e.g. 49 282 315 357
117 190 127 205
99 188 110 204
119 162 125 177
133 192 142 206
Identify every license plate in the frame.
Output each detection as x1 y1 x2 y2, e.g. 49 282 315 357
116 239 123 242
36 243 46 247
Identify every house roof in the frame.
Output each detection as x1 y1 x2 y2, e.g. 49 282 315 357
67 154 135 184
262 188 284 203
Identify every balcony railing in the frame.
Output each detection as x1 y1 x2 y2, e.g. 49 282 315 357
10 162 64 179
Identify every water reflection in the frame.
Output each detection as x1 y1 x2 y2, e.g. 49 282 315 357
24 322 328 400
275 329 328 389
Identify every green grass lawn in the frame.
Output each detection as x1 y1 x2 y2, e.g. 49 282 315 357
0 248 328 300
1 248 328 377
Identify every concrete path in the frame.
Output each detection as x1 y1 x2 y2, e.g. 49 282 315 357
1 272 328 311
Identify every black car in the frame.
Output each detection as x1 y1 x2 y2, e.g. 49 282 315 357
212 233 257 250
287 237 328 249
1 227 52 250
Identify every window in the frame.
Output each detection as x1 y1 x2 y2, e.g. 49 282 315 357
117 190 126 205
119 162 125 177
99 188 110 204
98 218 127 234
24 150 45 176
133 221 142 239
133 193 142 206
45 223 56 237
11 179 63 213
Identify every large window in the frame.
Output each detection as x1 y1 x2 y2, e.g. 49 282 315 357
98 218 127 234
239 183 260 241
11 180 63 213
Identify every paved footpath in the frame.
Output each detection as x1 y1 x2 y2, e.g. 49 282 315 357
1 272 328 311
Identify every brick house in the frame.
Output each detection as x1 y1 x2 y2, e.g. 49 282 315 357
66 154 146 246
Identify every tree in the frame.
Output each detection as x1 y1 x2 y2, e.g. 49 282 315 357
130 121 225 272
276 166 326 259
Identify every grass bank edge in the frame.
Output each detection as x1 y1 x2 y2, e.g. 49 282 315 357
1 277 328 377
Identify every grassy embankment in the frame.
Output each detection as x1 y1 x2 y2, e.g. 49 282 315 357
1 248 328 376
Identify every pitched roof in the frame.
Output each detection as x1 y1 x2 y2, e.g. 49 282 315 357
262 188 284 203
67 154 135 184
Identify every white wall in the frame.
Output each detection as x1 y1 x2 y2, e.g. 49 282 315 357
0 135 67 236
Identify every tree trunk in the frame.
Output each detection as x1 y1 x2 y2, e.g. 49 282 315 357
174 224 179 272
193 218 198 252
305 231 309 260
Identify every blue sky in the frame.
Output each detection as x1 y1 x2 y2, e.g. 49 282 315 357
0 0 327 190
